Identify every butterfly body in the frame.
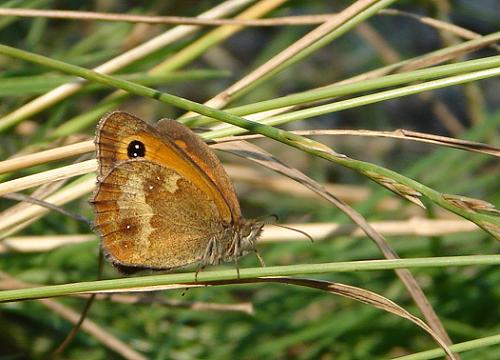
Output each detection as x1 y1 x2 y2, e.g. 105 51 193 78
91 111 263 273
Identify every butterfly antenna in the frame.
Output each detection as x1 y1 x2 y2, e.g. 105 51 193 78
272 224 314 243
256 213 279 224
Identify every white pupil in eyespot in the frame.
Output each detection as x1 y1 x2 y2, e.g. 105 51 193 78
127 140 145 158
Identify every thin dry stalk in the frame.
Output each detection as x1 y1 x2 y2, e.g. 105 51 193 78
42 299 147 360
0 7 491 46
261 218 479 241
0 218 479 252
0 234 95 252
353 23 464 134
88 294 254 314
214 140 457 351
1 126 496 177
0 177 95 236
218 129 500 156
3 192 90 225
336 33 500 85
0 0 255 129
0 7 334 26
0 160 97 196
0 272 147 360
0 275 254 314
381 9 500 51
0 141 94 174
195 0 380 111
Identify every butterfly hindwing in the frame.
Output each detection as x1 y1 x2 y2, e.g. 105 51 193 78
93 160 227 269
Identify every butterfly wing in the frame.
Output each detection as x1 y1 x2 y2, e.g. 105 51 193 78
95 111 233 222
156 118 241 220
92 159 228 269
95 111 151 180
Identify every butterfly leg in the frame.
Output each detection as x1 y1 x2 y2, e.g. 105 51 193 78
195 265 206 282
202 237 218 265
234 256 240 279
196 236 220 282
254 249 266 267
232 232 241 279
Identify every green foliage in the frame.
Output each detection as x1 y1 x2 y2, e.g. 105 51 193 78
0 1 499 359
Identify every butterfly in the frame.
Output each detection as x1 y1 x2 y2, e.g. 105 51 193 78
90 111 264 276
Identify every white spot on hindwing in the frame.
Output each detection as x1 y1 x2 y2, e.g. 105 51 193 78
112 166 184 264
164 172 182 193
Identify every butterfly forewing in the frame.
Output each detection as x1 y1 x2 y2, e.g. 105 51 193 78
95 111 151 180
156 119 241 220
95 111 232 222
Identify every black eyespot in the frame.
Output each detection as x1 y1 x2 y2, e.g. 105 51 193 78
127 140 145 158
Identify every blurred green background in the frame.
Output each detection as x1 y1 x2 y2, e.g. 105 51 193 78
0 1 499 359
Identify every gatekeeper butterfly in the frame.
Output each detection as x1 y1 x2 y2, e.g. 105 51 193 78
91 111 264 275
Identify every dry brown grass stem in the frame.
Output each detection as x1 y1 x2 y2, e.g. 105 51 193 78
3 127 495 185
218 129 500 156
0 234 95 252
81 293 254 314
0 159 97 196
0 7 333 26
381 9 500 51
0 7 491 49
262 219 480 241
0 177 95 236
196 0 380 111
0 274 254 314
353 23 464 135
0 0 255 128
0 140 93 174
42 299 147 360
0 272 148 360
0 219 479 253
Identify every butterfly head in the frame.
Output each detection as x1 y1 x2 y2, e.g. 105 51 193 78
238 219 264 254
